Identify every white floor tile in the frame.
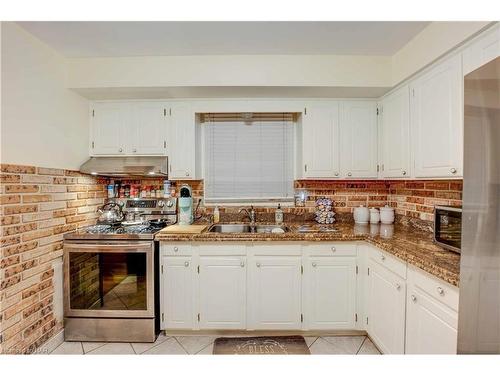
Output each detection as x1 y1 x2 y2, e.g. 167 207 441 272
82 342 106 354
141 338 187 355
195 343 214 355
358 338 381 355
50 342 83 355
86 343 135 355
304 337 318 347
321 336 366 354
131 333 170 354
175 336 216 354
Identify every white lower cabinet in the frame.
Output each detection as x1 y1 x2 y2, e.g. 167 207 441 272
248 256 302 330
304 257 357 330
405 267 459 354
198 256 246 329
161 255 195 329
366 258 406 354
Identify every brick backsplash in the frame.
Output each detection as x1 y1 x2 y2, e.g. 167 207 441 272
0 164 107 354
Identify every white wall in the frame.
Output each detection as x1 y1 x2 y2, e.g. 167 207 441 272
391 21 492 85
67 54 392 89
1 22 89 170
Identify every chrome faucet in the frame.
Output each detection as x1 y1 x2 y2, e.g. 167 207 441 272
239 206 256 224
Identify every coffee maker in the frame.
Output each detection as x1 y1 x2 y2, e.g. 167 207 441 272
178 184 193 225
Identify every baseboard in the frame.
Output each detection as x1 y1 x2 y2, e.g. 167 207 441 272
35 329 65 354
164 329 368 337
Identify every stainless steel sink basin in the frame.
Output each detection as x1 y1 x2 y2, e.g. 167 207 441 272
208 224 289 233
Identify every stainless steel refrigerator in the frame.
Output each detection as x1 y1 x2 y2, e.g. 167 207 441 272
458 56 500 353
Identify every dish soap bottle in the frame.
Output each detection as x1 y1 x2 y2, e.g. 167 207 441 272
213 206 220 224
275 204 284 225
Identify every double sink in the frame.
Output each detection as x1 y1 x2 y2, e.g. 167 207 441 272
208 223 289 234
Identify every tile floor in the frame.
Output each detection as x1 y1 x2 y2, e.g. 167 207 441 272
49 334 381 355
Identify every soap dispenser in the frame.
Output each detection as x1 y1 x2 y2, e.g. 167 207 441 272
275 204 284 225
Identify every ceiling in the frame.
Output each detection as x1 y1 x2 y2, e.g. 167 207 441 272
18 21 430 58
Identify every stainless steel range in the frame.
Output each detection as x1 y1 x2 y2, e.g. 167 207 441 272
63 197 176 343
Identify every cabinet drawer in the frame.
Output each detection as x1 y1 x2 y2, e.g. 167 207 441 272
369 247 407 279
161 243 192 256
408 266 459 312
192 243 246 256
303 243 357 257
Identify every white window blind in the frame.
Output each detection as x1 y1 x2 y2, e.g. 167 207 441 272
204 114 295 202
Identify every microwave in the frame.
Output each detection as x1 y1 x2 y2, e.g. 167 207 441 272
434 205 462 253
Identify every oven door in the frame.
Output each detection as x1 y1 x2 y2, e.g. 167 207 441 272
64 241 154 318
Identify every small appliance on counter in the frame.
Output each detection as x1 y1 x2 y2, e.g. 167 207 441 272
434 205 462 253
178 184 193 225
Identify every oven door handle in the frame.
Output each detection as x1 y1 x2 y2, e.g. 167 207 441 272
64 242 153 252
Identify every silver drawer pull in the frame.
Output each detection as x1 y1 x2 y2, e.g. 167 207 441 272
173 247 178 252
184 261 189 267
411 295 417 302
437 287 445 296
312 262 317 268
380 255 385 261
450 168 457 174
395 283 401 291
240 261 245 268
256 262 261 268
331 246 336 252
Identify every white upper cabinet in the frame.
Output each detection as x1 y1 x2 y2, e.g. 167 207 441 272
90 101 167 156
410 54 463 178
340 101 378 178
301 102 340 178
304 256 357 330
90 102 129 155
366 258 406 354
131 103 168 155
462 24 500 76
380 86 411 178
167 102 197 179
198 256 246 329
248 256 302 330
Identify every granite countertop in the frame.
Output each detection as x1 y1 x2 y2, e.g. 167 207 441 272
155 222 460 287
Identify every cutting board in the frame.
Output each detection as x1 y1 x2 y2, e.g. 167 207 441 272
161 224 208 234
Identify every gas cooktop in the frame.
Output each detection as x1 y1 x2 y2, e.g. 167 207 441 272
63 223 171 241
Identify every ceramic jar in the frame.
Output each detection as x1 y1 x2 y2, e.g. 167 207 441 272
369 208 380 224
380 205 395 224
353 205 370 224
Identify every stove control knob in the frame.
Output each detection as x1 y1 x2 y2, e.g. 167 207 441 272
166 200 174 207
158 201 165 208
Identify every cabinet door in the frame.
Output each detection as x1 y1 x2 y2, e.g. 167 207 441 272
249 256 302 329
302 102 340 178
366 259 406 354
340 101 378 178
167 102 196 179
91 102 129 155
380 86 411 178
130 103 167 155
304 257 357 330
161 256 194 329
406 287 458 354
198 256 246 329
410 54 463 178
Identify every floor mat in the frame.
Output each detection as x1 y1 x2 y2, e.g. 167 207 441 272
213 335 310 355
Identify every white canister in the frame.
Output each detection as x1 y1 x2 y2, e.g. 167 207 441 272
369 208 380 224
380 205 395 224
353 205 370 224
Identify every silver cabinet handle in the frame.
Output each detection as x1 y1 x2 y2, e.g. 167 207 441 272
240 261 245 268
173 246 178 252
133 148 137 153
381 255 385 261
185 171 190 176
437 287 445 295
402 170 407 176
256 262 261 268
411 295 417 302
334 172 339 177
450 168 457 174
331 246 336 253
184 261 189 267
395 283 401 290
118 148 123 153
312 262 317 268
347 172 352 177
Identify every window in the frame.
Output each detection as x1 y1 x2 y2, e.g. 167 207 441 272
203 113 295 202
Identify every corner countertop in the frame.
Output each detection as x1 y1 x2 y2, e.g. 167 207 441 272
155 222 460 287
